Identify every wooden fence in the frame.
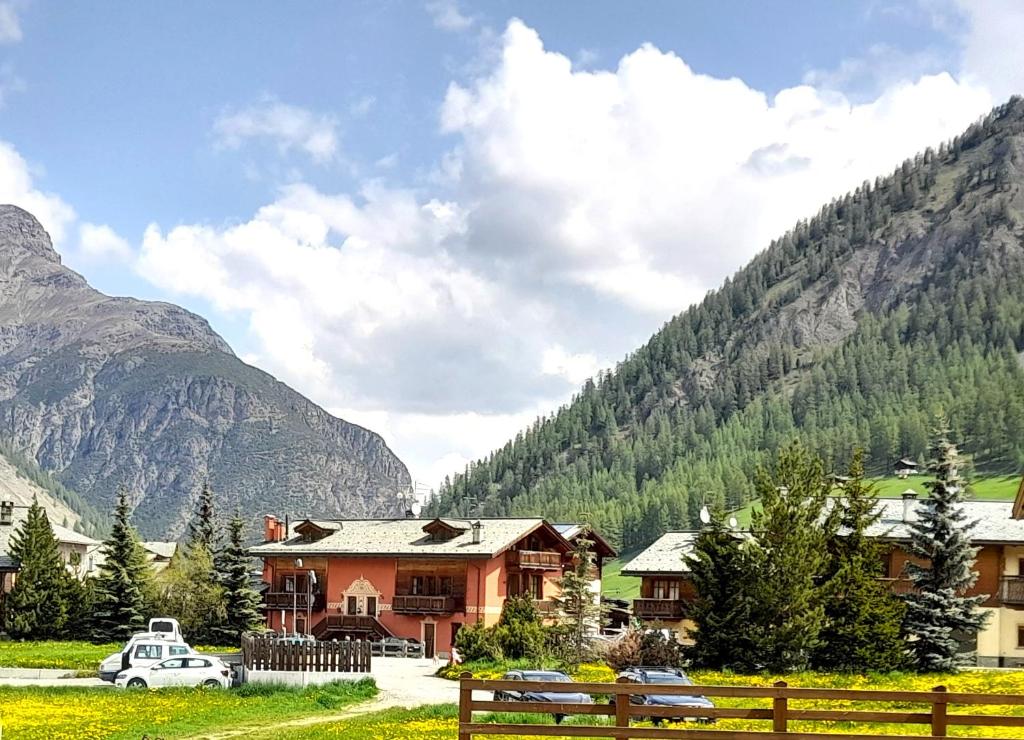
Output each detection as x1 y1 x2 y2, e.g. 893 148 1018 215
458 673 1024 739
241 635 372 673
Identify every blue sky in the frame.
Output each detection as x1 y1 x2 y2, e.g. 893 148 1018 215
0 0 1021 490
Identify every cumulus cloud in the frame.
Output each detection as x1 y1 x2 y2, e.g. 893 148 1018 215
425 0 474 32
78 223 132 262
0 140 75 245
214 98 340 164
0 2 21 44
953 0 1024 100
134 16 1009 486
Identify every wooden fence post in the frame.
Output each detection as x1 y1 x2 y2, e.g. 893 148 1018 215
458 671 473 740
932 685 948 737
773 680 789 733
614 676 632 740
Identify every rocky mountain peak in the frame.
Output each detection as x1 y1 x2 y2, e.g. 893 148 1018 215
0 205 62 266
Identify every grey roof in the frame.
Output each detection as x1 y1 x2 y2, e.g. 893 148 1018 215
621 532 699 575
249 517 561 558
141 541 178 560
0 506 99 571
866 498 1024 543
52 524 100 547
621 499 1024 578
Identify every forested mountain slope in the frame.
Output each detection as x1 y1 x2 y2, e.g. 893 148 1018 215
0 206 410 537
428 97 1024 551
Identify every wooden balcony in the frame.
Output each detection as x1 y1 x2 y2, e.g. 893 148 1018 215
392 595 461 614
633 598 686 620
507 550 563 570
877 578 915 595
265 592 326 610
1001 576 1024 605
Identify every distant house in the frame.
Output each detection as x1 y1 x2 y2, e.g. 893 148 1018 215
250 515 615 658
622 484 1024 667
0 501 102 623
141 541 178 572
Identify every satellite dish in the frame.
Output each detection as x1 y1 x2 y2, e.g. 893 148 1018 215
728 516 738 529
699 506 711 525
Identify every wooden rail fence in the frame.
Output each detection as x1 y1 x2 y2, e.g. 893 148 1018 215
241 634 372 673
458 673 1024 739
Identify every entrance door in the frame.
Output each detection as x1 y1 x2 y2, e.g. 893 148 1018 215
423 623 436 659
347 596 358 614
367 596 377 617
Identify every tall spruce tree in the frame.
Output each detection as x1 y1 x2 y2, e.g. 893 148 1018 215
748 442 834 672
813 450 907 671
551 527 607 666
188 481 219 556
4 499 72 638
903 424 988 672
92 487 154 641
684 515 760 671
214 514 263 642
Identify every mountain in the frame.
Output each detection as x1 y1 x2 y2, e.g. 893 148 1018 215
0 443 91 534
0 205 410 538
428 97 1024 552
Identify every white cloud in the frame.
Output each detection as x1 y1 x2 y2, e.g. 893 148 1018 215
425 0 474 32
78 222 132 262
0 2 22 44
0 140 75 245
214 99 340 164
953 0 1024 101
133 15 1013 487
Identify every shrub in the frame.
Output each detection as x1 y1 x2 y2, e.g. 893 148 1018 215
602 628 685 671
494 597 546 660
455 621 503 662
602 629 642 671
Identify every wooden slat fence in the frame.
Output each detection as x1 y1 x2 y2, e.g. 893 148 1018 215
241 635 371 673
458 673 1024 739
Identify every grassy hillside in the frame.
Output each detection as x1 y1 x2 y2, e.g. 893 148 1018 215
601 553 642 601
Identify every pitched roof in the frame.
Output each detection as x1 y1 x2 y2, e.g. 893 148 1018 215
141 541 178 560
620 532 699 575
553 524 618 558
249 517 571 559
0 505 100 570
866 498 1024 543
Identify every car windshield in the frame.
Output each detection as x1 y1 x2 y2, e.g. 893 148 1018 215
646 673 692 685
522 672 570 682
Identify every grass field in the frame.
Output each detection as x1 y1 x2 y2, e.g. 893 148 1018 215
261 670 1024 739
600 552 642 601
0 640 235 671
0 678 377 739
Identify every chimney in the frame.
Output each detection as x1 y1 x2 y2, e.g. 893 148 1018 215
471 520 483 544
901 490 918 523
0 501 12 526
264 515 286 542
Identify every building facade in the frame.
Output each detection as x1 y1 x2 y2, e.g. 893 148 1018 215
623 491 1024 666
250 516 614 658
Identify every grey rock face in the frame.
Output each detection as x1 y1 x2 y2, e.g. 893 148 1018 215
0 205 409 537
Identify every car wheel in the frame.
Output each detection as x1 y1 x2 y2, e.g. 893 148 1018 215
202 679 221 688
126 678 147 689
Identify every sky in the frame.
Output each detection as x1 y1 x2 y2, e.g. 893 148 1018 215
1 0 1022 493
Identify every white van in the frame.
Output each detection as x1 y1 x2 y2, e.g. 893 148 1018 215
146 617 182 641
99 631 191 682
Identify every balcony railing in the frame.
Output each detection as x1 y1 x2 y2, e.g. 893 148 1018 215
507 550 563 569
877 578 915 595
265 592 326 609
633 598 686 620
392 595 460 614
1001 576 1024 605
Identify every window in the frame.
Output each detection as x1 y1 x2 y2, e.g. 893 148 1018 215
169 645 189 656
652 580 680 600
1018 626 1024 649
158 658 185 669
412 576 424 595
186 658 212 668
284 575 296 593
529 574 543 600
507 576 520 597
439 576 453 595
134 644 163 660
347 596 358 614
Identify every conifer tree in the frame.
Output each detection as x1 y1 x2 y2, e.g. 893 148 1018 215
748 442 834 671
214 514 263 642
188 481 219 556
4 499 72 638
903 424 988 672
813 450 907 671
551 527 606 666
685 515 760 671
93 488 154 641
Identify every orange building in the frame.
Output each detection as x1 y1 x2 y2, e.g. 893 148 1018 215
250 516 615 658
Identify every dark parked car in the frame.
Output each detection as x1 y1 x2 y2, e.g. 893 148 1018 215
612 667 714 725
493 670 594 724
